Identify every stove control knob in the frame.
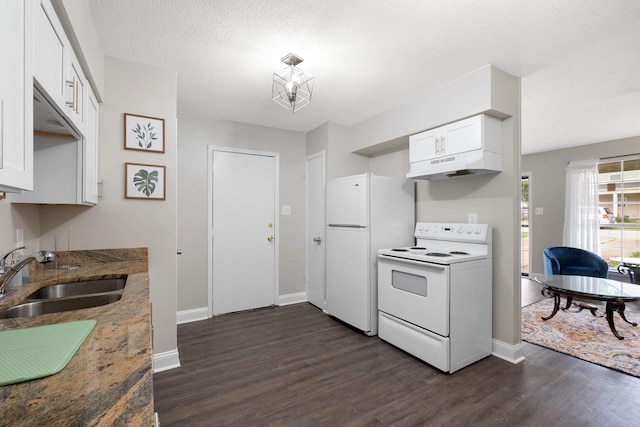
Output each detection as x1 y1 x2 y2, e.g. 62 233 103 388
424 225 430 232
475 226 482 234
457 226 464 234
467 226 473 233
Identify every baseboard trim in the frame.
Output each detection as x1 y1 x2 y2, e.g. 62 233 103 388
177 293 307 324
492 338 526 364
177 307 209 324
278 292 307 306
153 349 181 373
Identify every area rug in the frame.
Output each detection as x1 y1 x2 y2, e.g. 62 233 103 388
521 298 640 377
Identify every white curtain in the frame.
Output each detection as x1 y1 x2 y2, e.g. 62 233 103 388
563 159 600 252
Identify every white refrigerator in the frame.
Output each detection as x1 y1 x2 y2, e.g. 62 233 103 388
325 173 414 336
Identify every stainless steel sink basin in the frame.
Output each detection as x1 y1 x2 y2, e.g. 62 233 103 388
26 278 126 300
0 293 123 318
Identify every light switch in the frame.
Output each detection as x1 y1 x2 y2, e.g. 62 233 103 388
281 205 291 216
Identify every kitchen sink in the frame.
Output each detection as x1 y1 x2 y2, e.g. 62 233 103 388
26 278 126 300
0 293 123 318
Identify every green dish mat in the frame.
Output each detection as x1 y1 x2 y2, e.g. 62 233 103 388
0 319 96 386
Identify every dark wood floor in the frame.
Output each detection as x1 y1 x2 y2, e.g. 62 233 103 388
154 282 640 426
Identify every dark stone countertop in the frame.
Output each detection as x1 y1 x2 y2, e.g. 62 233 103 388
0 248 153 427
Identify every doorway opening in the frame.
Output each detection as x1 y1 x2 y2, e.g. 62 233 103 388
521 173 530 276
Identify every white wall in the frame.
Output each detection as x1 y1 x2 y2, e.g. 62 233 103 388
176 113 307 312
0 203 39 258
37 56 178 357
306 122 328 157
327 122 369 180
370 149 410 179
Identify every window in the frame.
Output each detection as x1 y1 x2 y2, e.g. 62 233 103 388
598 156 640 268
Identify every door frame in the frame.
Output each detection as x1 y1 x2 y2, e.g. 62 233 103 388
521 171 532 276
207 145 280 318
305 151 325 309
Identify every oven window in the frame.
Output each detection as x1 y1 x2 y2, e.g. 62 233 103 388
391 270 427 297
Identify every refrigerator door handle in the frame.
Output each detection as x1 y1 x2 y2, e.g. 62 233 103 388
327 224 368 228
313 237 322 243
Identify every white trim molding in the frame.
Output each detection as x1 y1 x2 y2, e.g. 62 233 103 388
492 339 525 364
278 292 307 306
153 349 181 373
177 307 209 325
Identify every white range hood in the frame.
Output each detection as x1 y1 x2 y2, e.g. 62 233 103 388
406 148 502 180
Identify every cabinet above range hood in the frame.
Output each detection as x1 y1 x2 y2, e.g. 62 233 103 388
406 114 502 180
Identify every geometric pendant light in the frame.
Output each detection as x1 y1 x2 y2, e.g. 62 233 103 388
272 53 314 112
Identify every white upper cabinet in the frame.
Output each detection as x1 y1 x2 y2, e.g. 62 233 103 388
33 0 87 137
409 115 495 163
9 0 100 204
0 0 34 192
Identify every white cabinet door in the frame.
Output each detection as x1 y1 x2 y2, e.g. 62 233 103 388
33 0 68 111
0 0 33 192
82 88 99 204
65 50 87 136
441 115 482 156
409 128 438 163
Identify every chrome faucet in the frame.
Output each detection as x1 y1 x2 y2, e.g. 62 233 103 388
0 249 55 295
0 246 27 272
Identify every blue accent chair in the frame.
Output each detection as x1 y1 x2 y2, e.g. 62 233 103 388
542 246 609 278
542 246 609 313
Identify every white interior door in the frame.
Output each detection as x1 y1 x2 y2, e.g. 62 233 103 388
306 152 325 309
210 148 278 315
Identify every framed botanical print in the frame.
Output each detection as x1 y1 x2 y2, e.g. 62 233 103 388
124 113 165 153
125 162 166 200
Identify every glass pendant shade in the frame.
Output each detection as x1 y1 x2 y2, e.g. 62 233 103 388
272 53 314 112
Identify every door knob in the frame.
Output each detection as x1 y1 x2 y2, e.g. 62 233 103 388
313 237 322 243
267 236 274 242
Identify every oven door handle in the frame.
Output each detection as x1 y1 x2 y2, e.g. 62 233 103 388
379 255 447 271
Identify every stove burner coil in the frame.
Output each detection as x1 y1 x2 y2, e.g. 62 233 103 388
391 248 409 252
410 247 426 250
450 251 470 255
425 252 452 257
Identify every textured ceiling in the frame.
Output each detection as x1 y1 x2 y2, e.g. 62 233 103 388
88 0 640 154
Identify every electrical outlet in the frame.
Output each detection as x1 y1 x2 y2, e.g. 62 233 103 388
281 205 291 216
535 207 544 215
16 229 24 247
468 213 477 224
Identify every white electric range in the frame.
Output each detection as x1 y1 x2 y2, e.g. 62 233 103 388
377 222 493 373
